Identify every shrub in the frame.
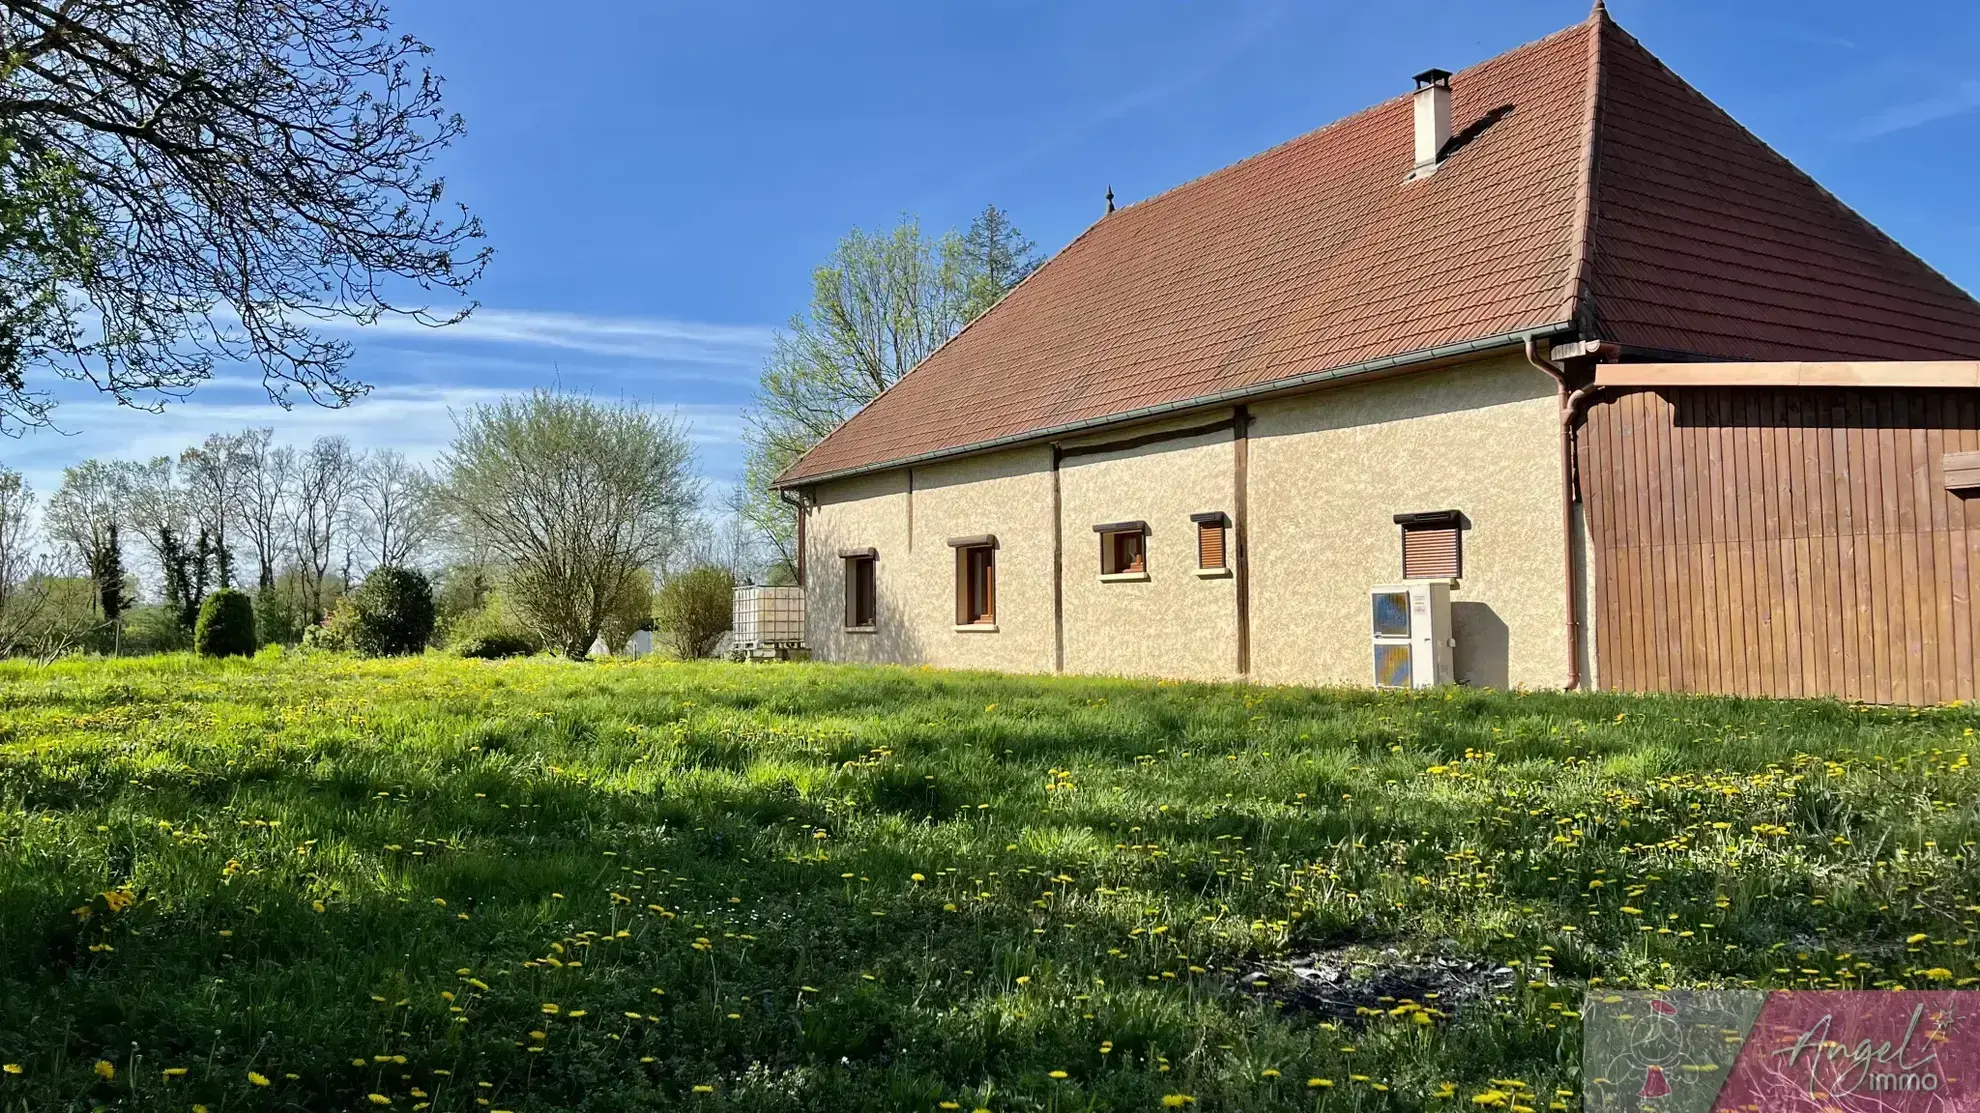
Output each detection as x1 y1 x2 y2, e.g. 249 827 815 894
454 630 539 659
254 587 306 647
301 609 356 652
344 566 436 656
654 565 734 659
444 590 542 659
596 569 653 656
192 589 257 657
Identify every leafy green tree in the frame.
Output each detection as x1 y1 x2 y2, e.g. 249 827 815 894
344 566 436 656
192 589 257 657
654 565 735 660
735 208 1039 573
596 568 653 656
436 390 699 659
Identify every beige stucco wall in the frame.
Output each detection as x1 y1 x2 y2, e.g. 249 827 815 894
804 446 1056 673
799 351 1580 690
1246 354 1571 689
1058 417 1240 681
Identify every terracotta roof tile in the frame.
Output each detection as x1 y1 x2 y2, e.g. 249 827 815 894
778 11 1980 485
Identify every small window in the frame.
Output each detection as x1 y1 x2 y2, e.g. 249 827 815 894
1093 520 1148 576
1191 511 1228 570
1396 510 1462 579
956 544 995 624
842 552 876 628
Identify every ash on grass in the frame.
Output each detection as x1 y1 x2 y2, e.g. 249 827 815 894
0 652 1976 1113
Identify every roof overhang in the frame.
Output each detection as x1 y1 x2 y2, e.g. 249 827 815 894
774 322 1575 490
1595 361 1980 389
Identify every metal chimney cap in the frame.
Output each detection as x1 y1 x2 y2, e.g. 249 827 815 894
1413 68 1453 90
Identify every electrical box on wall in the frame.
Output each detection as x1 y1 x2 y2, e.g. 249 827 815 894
1370 581 1454 689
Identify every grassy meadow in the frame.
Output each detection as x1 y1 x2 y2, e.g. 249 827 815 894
1 652 1976 1112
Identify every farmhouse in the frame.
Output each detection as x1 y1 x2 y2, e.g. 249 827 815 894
772 5 1980 703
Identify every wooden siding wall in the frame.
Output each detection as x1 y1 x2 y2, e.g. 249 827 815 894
1580 387 1980 704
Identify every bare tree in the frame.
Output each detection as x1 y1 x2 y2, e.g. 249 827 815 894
118 455 186 577
0 0 489 430
0 468 31 617
46 459 122 570
289 435 358 622
353 449 432 571
44 457 126 629
180 432 251 588
238 428 290 590
437 390 699 659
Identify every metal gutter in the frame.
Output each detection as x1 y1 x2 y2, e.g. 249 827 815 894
774 322 1575 489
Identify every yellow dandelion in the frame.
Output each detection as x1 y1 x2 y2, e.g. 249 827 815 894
94 1061 115 1081
2 1064 21 1075
368 1094 392 1106
1048 1070 1068 1080
1261 1069 1281 1078
162 1067 188 1079
1162 1096 1195 1108
248 1071 270 1086
692 1084 715 1093
1308 1078 1334 1088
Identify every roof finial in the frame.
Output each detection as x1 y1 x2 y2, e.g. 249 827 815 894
1105 185 1116 214
1590 0 1606 18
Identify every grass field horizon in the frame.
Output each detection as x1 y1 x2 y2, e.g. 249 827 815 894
2 652 1975 1111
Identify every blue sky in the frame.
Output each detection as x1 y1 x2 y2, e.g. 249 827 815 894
6 0 1979 501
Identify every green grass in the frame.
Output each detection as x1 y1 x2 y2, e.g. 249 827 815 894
1 652 1976 1112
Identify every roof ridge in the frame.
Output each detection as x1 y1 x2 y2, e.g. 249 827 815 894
1556 12 1606 332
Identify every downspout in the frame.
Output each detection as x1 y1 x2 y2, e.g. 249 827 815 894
1524 336 1603 692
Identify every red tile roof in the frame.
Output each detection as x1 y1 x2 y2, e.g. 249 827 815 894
779 10 1980 486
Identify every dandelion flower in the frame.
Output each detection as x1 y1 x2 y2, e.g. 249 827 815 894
162 1067 188 1079
1261 1069 1281 1078
248 1071 270 1086
368 1094 392 1106
1162 1097 1195 1108
94 1061 116 1081
2 1064 21 1075
692 1084 715 1093
1048 1070 1068 1080
1309 1079 1334 1088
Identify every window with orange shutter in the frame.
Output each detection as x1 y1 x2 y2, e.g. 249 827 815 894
1190 511 1228 570
1395 510 1463 579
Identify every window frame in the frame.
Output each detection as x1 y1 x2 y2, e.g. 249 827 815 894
947 535 998 627
1190 511 1229 573
1394 509 1464 580
1092 519 1149 580
839 548 877 630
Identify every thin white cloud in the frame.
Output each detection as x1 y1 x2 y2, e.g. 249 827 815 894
317 307 778 364
6 382 746 500
1853 79 1980 140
